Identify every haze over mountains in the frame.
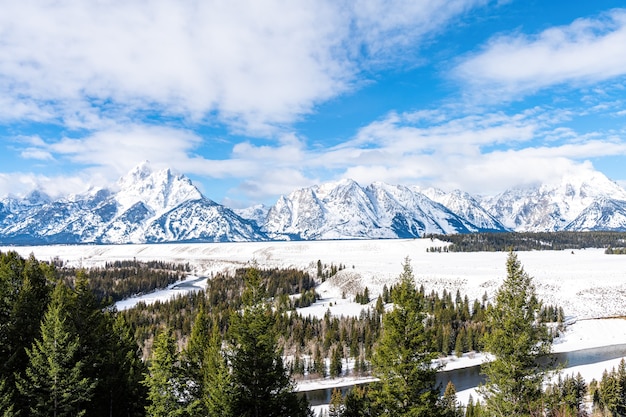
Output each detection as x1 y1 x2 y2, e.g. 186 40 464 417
1 161 626 244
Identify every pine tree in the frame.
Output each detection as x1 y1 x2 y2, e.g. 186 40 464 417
479 251 553 417
329 387 345 417
204 318 235 417
330 346 343 378
107 314 148 416
182 304 211 415
143 327 185 417
17 283 95 417
229 267 310 417
343 385 370 417
370 257 442 416
0 378 16 417
439 381 462 417
0 252 53 415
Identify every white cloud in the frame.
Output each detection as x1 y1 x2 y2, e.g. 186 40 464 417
310 109 626 195
20 148 54 161
0 172 93 199
5 105 626 203
454 8 626 100
0 0 489 135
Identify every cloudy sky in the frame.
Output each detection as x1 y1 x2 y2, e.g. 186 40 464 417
1 0 626 207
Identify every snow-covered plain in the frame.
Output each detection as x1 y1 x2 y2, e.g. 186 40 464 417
4 239 626 406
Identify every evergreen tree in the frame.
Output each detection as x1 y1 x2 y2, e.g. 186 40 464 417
107 314 148 416
229 267 311 417
343 385 370 417
439 381 462 417
329 387 345 417
182 304 211 415
479 251 553 416
370 257 442 416
330 346 343 378
0 378 16 417
17 283 95 417
204 318 235 417
143 327 186 417
0 252 53 415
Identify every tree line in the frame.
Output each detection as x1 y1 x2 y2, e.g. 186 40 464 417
427 231 626 252
57 259 191 302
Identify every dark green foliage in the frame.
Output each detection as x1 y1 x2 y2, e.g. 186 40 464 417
17 283 96 417
0 251 147 416
143 328 186 417
439 381 463 417
355 287 370 304
0 252 53 414
57 260 190 302
329 387 345 417
592 359 626 416
464 395 484 417
427 230 626 252
293 288 320 308
479 252 553 416
330 346 343 378
181 304 212 415
544 372 586 417
204 319 235 417
605 246 626 254
369 257 443 416
229 268 310 417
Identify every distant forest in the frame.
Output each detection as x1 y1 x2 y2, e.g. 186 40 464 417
426 231 626 252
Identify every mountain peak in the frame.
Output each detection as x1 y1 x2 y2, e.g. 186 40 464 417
115 163 202 215
124 160 154 182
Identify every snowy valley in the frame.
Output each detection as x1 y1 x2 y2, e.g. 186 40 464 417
5 238 626 409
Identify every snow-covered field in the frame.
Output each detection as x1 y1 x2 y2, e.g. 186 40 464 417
4 239 626 406
5 239 626 319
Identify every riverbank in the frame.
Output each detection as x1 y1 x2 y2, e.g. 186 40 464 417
298 317 626 408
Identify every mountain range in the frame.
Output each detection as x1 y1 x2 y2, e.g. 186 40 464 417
2 161 626 244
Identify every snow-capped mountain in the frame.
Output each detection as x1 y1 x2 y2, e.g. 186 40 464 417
413 187 508 233
261 180 505 240
0 162 266 244
2 163 626 245
480 169 626 232
565 198 626 231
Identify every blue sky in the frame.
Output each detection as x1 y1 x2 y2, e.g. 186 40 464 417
1 0 626 207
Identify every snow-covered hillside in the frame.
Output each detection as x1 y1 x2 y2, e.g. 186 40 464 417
4 239 626 320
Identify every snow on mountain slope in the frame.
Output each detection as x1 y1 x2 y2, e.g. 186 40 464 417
0 162 265 244
565 198 626 231
3 163 626 244
366 182 474 235
115 160 202 215
418 187 508 232
144 199 266 243
234 204 269 226
264 179 385 240
263 180 485 240
481 169 626 231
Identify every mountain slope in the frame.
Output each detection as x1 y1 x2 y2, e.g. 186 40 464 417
0 162 266 244
2 164 626 244
481 169 626 232
565 198 626 231
261 180 494 239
